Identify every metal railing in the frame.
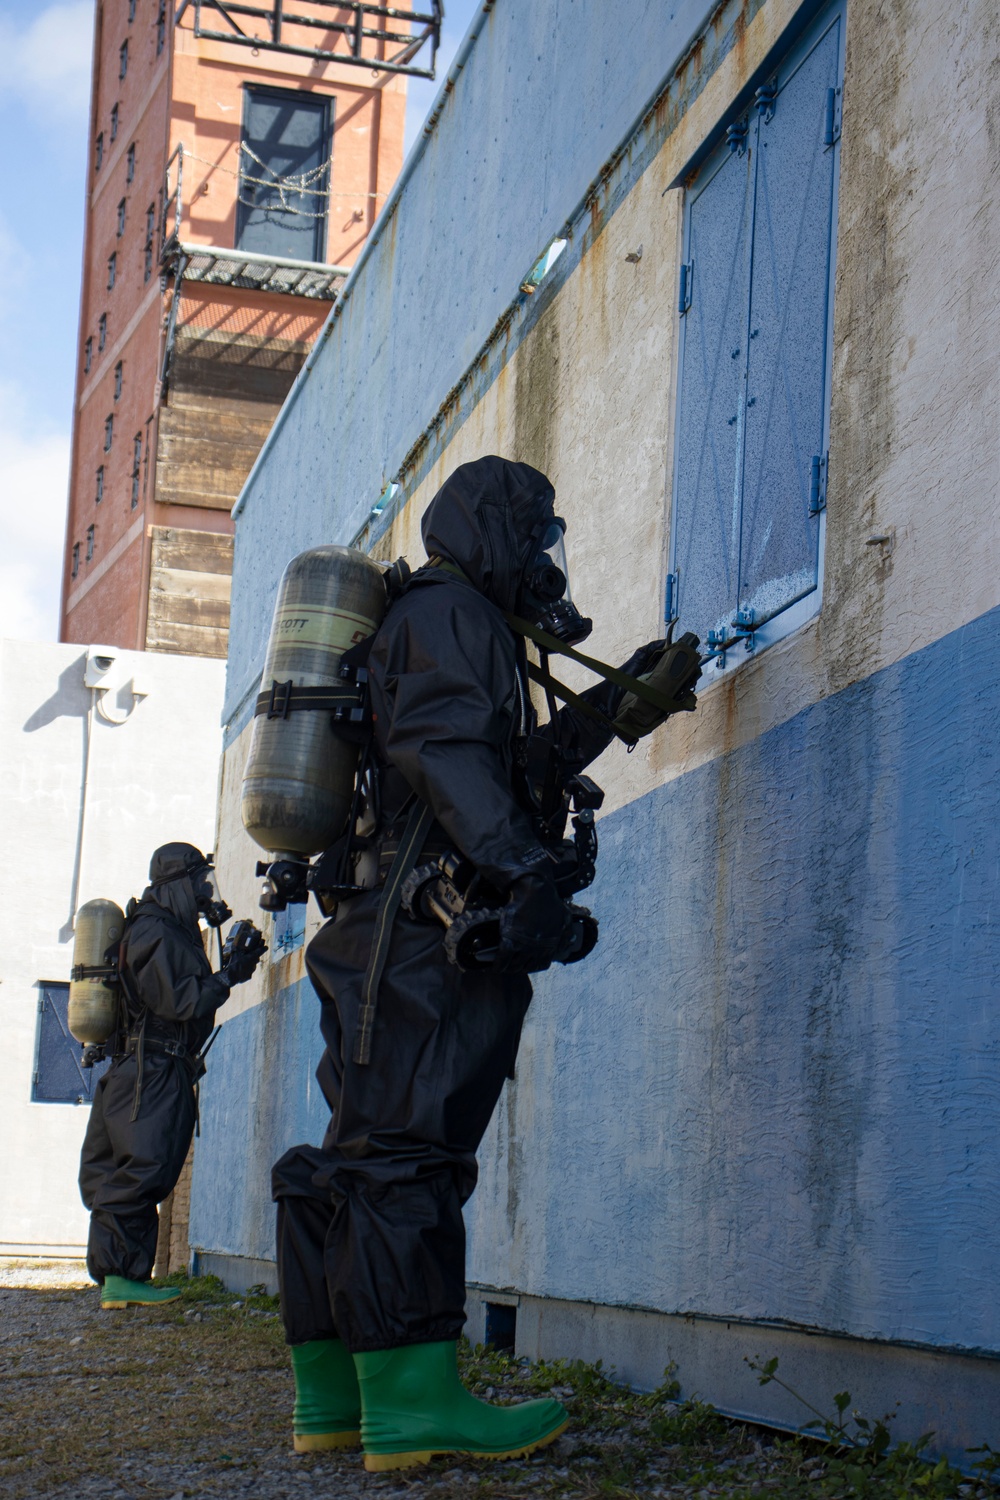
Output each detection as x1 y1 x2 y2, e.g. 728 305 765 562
174 0 441 77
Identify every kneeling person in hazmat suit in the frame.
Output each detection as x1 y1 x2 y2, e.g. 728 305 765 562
270 456 700 1469
79 843 265 1308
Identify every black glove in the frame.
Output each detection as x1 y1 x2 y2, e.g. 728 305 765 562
495 871 572 975
220 918 268 986
613 632 701 742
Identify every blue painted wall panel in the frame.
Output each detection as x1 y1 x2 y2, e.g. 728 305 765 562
190 980 329 1264
196 605 1000 1353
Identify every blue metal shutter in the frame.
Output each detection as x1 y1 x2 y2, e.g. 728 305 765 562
237 89 332 261
738 16 841 627
32 984 109 1104
671 142 754 646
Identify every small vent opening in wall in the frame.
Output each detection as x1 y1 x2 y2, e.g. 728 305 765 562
483 1302 517 1353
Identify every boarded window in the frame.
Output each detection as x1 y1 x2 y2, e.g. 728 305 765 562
236 87 332 262
32 984 109 1105
669 2 843 656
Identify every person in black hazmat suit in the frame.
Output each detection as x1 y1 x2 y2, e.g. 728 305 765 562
271 456 699 1470
80 843 265 1308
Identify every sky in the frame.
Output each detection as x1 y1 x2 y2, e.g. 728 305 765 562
0 0 480 643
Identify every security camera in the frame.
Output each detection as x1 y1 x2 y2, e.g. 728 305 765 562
84 646 118 688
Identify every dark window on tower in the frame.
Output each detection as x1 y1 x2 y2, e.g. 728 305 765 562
114 361 123 399
126 143 136 183
145 203 155 241
117 198 126 236
107 253 117 290
157 3 166 53
104 414 114 451
86 525 95 562
95 132 104 171
236 86 333 261
98 313 107 351
144 245 153 281
71 545 80 579
110 103 119 141
129 0 137 19
96 466 104 503
131 433 143 507
84 337 93 374
119 40 129 79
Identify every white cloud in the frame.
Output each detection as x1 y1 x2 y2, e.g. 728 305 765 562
0 404 70 643
0 2 93 128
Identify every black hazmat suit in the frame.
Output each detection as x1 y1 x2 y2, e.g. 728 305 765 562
79 845 230 1284
273 456 655 1353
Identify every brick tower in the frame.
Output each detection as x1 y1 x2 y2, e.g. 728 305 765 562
61 0 439 658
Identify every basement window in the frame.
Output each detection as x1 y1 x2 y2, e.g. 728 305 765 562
86 525 95 562
84 337 93 374
668 0 844 675
520 237 567 295
119 40 129 79
114 361 123 400
95 132 104 172
117 198 126 236
71 545 80 579
95 466 104 503
104 414 114 451
107 253 117 291
32 984 108 1104
98 313 107 351
110 103 119 142
126 143 136 183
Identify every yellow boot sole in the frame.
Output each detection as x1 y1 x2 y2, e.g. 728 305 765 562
363 1415 570 1472
293 1430 362 1453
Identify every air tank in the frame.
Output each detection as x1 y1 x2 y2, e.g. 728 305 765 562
68 898 124 1045
241 545 387 856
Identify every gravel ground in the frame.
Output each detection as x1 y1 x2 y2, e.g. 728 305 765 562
1 1274 997 1500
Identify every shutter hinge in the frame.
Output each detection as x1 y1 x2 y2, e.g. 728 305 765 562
678 262 693 315
731 607 757 653
754 81 777 123
809 453 828 514
664 572 678 622
38 998 45 1014
33 1071 40 1085
824 87 843 148
726 119 748 156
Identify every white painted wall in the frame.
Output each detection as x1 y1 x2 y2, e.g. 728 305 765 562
0 639 225 1256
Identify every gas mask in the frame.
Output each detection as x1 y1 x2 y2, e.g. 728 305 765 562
193 865 233 929
518 517 593 646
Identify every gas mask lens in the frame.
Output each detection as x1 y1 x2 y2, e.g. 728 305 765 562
195 866 232 928
529 520 571 604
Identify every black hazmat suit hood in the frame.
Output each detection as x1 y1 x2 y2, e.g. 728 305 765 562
420 455 556 613
142 842 209 934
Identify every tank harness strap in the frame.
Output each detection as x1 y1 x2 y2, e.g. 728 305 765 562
254 681 365 722
353 798 435 1067
522 656 633 745
424 556 681 730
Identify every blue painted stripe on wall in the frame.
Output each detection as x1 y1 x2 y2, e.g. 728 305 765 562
195 603 1000 1352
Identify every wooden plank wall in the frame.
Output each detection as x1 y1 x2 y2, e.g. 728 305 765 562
155 326 311 513
145 526 234 658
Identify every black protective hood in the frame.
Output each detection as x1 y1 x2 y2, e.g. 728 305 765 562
420 456 555 613
142 842 208 934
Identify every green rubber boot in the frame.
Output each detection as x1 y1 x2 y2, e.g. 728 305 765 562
290 1340 362 1452
354 1340 569 1472
100 1275 182 1309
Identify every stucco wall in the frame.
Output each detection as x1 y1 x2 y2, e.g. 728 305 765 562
195 0 1000 1453
0 639 224 1255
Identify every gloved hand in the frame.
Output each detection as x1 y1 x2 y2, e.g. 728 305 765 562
613 631 701 742
495 870 572 974
220 918 268 986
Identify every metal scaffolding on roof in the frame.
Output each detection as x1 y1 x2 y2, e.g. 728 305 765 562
174 0 442 78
